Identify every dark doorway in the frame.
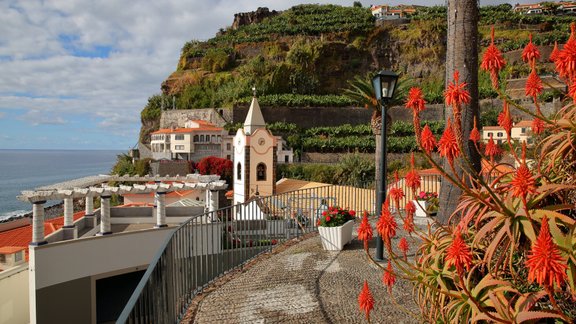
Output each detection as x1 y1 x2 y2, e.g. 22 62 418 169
96 270 145 323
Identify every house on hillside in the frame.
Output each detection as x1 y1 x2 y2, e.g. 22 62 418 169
482 120 534 145
370 4 416 19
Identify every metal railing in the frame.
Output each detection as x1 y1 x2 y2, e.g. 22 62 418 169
116 184 375 323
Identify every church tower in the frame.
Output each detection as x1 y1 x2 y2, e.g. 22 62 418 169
233 92 277 205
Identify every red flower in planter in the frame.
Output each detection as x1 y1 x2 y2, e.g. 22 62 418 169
382 260 396 292
522 34 540 64
358 280 374 322
526 216 567 288
481 26 506 88
445 230 473 274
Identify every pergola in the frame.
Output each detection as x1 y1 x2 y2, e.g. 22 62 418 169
18 174 228 245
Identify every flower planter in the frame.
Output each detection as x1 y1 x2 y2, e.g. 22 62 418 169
413 200 428 218
318 220 354 251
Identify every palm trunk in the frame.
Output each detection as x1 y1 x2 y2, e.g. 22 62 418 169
438 0 481 224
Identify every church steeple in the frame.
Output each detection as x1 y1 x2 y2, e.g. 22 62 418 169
243 87 266 135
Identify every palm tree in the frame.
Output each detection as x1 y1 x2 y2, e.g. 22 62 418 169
343 74 409 191
438 0 481 224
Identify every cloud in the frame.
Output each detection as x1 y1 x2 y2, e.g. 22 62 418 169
0 0 532 149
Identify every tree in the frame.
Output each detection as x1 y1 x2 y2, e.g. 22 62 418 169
343 74 409 197
353 1 362 8
197 156 233 183
438 0 481 224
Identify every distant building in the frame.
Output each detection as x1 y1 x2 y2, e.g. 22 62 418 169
370 4 416 19
482 120 534 145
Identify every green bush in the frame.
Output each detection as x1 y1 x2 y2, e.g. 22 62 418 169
201 48 234 72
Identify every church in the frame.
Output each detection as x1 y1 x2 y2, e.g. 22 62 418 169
233 92 277 205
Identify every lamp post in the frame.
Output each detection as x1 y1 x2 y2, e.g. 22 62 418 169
372 70 399 261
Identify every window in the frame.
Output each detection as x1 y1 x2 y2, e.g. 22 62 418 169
487 132 492 138
285 155 289 163
257 163 267 181
237 163 241 180
175 145 185 150
521 128 526 134
497 132 503 138
0 254 5 263
226 143 231 150
175 134 184 140
194 135 199 142
211 135 216 142
14 251 22 262
200 135 205 142
227 155 231 160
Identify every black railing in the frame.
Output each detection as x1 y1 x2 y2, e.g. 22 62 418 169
116 184 375 323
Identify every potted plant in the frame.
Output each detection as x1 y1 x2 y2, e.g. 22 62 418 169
413 191 438 217
316 206 356 250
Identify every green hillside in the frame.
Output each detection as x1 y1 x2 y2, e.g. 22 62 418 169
139 3 576 143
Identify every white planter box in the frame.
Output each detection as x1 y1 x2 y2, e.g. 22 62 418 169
413 200 428 218
318 220 354 251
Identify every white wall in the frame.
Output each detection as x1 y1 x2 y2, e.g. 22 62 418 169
30 227 174 290
0 264 29 324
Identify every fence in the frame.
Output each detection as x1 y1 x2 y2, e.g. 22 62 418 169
116 184 375 323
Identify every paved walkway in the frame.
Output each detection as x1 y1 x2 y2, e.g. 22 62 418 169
191 221 424 323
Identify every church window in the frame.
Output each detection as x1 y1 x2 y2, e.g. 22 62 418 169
257 163 266 181
237 163 241 180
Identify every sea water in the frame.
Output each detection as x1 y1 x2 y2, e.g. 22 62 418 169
0 150 121 221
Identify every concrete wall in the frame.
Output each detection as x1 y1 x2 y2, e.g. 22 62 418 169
109 206 205 224
29 227 173 323
0 264 29 324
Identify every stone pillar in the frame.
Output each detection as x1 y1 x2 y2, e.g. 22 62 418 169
30 200 48 246
63 197 74 228
155 192 167 228
98 195 112 235
85 196 94 216
208 190 218 213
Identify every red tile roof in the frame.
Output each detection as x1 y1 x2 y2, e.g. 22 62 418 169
123 190 196 198
0 246 26 254
0 211 85 261
151 120 222 135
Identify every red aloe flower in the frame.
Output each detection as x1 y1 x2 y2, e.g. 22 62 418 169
550 41 560 63
389 172 405 209
497 102 513 136
382 260 396 292
445 230 473 274
445 70 471 109
569 80 576 103
420 125 437 154
357 211 373 250
532 117 545 135
469 118 481 143
511 144 537 200
398 237 409 259
405 153 421 191
405 170 420 193
405 200 416 215
438 120 461 165
556 23 576 79
376 201 397 250
525 66 543 101
405 87 426 113
358 280 375 321
526 216 568 287
480 26 506 88
484 134 500 162
522 34 541 64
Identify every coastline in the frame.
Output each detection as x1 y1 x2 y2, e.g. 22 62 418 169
0 200 86 225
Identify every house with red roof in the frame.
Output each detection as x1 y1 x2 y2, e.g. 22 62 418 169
482 120 534 146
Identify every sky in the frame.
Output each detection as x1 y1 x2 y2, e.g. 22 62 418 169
0 0 539 150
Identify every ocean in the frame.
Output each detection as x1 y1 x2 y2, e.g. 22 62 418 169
0 150 121 221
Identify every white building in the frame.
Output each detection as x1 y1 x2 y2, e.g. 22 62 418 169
482 120 534 145
233 95 277 205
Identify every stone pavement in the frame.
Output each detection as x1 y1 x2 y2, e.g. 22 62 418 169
191 220 425 324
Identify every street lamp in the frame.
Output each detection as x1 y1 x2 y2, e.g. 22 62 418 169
372 70 399 261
